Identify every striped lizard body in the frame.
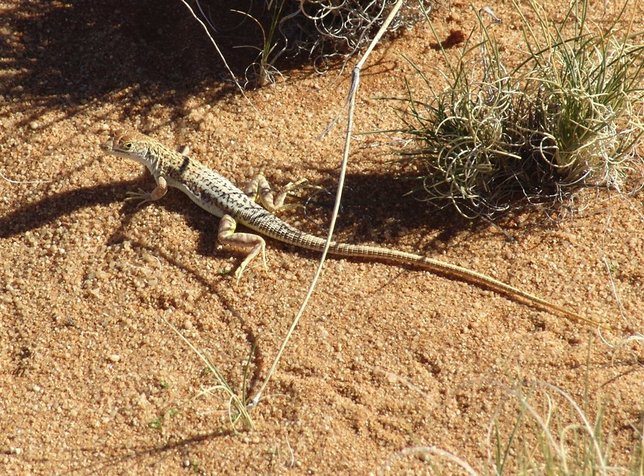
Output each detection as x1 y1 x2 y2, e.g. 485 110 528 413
101 130 600 327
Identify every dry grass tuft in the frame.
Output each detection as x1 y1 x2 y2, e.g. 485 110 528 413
393 0 643 219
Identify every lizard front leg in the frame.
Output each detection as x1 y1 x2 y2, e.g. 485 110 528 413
125 176 168 208
217 214 267 283
243 174 307 212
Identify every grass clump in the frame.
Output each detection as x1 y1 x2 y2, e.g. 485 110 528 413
396 0 643 219
162 315 254 432
487 382 641 475
261 0 433 82
286 0 432 58
383 380 642 474
186 0 432 85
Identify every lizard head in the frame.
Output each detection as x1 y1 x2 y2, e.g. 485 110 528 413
101 130 150 164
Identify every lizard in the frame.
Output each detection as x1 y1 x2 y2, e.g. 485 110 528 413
100 129 603 328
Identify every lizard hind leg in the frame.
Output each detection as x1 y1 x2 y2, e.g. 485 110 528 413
217 214 268 283
243 174 308 212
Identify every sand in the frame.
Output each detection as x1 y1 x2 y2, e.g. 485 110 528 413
1 0 642 474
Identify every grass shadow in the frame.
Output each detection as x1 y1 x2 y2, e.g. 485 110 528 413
297 169 567 251
0 0 326 125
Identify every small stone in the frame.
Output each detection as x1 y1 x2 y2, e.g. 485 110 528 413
89 288 101 299
108 354 120 363
29 121 39 130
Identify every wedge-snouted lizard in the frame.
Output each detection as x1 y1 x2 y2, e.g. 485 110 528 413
100 129 601 327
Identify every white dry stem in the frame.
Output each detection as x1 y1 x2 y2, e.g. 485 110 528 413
0 170 51 184
250 0 405 408
177 0 256 111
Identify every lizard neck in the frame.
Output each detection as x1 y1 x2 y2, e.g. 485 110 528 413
143 142 177 179
143 151 163 177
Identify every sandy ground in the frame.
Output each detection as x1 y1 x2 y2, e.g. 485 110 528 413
1 1 642 474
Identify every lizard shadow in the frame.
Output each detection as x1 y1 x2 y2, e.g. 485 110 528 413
0 180 266 396
0 182 132 240
16 429 231 475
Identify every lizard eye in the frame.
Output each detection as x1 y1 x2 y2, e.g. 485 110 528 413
122 142 133 150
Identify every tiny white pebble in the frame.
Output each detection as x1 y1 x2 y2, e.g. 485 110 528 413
29 121 39 130
109 354 120 363
32 384 42 393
